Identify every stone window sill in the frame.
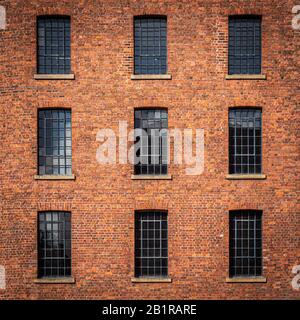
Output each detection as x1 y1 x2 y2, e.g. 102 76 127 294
34 74 75 80
131 174 172 180
131 277 172 283
225 74 266 80
34 277 75 284
34 174 76 180
131 74 172 80
226 174 266 180
226 277 267 283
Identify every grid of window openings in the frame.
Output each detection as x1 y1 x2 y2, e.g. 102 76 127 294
32 14 269 283
229 108 262 174
229 210 262 278
228 16 262 75
134 109 168 175
38 109 72 175
135 211 168 278
37 16 71 74
38 211 71 278
134 16 167 75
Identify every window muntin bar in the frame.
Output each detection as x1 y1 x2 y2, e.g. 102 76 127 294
37 16 71 74
134 16 167 75
229 108 262 174
135 211 168 278
228 16 262 75
38 109 72 176
38 211 71 278
229 210 262 278
134 109 168 175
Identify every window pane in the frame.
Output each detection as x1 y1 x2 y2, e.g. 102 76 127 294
135 211 168 278
229 210 262 277
228 16 261 75
37 16 71 74
38 211 71 278
38 109 72 175
228 108 262 174
134 16 167 74
134 109 168 175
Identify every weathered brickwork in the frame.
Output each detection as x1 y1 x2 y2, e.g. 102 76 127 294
0 0 299 299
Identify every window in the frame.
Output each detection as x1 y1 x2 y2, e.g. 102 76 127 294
37 16 71 74
38 109 72 176
228 16 262 74
134 16 167 75
229 108 262 174
38 211 71 278
229 210 262 278
135 211 168 278
134 109 168 175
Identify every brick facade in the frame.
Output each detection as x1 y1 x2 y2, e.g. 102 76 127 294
0 0 299 299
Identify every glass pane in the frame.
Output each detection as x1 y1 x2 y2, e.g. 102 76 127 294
37 16 71 74
135 211 168 278
134 16 167 74
38 211 71 278
38 109 72 175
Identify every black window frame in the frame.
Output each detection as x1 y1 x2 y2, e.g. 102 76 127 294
134 15 167 75
134 108 168 175
135 210 168 278
38 108 72 176
38 211 72 279
229 210 263 278
37 15 71 75
228 15 262 75
229 107 262 175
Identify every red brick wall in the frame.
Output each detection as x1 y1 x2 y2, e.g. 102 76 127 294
0 0 299 299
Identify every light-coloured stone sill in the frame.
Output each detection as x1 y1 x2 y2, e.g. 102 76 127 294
34 174 76 180
131 74 172 80
34 74 75 80
226 277 267 283
226 174 266 180
131 174 172 180
131 277 172 283
34 277 75 284
225 74 266 80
